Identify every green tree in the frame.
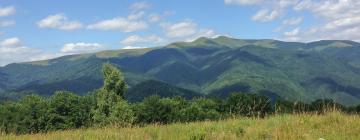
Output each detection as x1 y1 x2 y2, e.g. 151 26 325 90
46 91 90 130
0 102 26 134
180 98 221 122
133 96 187 124
93 63 131 126
108 100 134 127
102 63 126 98
18 95 48 133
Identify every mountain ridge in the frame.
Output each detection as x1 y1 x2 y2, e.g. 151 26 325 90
1 36 360 105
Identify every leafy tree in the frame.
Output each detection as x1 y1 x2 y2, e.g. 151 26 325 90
0 102 26 134
93 63 131 126
133 96 188 124
46 91 90 130
180 98 221 122
108 100 134 127
18 95 48 133
102 63 126 98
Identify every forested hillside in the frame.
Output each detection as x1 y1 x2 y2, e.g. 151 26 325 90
1 36 360 105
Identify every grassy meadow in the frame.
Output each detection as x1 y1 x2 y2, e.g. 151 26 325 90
2 111 359 140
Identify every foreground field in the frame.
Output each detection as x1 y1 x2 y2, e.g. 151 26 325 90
2 111 359 140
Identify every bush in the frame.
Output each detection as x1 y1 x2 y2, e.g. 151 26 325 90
0 95 48 134
109 100 134 127
46 91 92 130
133 96 186 124
180 98 221 122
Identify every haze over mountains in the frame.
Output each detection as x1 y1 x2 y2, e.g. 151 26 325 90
1 36 360 106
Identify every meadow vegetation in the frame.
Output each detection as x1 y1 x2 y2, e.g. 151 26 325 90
2 111 359 140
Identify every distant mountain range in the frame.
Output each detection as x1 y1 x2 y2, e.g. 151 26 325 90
1 36 360 105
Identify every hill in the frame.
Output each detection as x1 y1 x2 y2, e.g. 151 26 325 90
125 80 203 102
2 111 359 140
1 36 360 105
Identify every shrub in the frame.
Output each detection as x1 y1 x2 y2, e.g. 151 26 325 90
109 100 134 127
46 91 91 130
180 98 221 122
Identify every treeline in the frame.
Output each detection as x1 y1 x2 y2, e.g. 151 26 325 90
0 64 359 134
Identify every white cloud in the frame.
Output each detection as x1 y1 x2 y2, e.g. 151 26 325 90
252 9 280 22
127 11 145 20
185 28 218 42
87 16 147 32
224 0 264 5
284 27 300 36
87 2 150 32
160 20 221 44
61 42 104 54
122 46 147 50
280 0 360 42
121 35 164 46
130 1 151 11
0 37 56 66
282 27 301 41
0 6 15 17
37 14 83 30
148 11 174 23
161 20 197 38
226 0 360 41
226 0 300 22
275 17 303 31
0 37 21 47
0 20 15 27
148 13 161 22
282 17 303 26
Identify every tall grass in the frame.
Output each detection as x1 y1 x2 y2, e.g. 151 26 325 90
1 111 359 140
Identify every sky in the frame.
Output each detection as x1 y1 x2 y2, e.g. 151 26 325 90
0 0 359 66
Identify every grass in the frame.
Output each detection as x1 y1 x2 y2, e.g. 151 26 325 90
1 111 359 140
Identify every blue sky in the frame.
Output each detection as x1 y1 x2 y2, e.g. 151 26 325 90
0 0 359 66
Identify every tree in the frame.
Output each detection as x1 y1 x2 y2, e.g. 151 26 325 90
133 96 188 124
0 102 26 134
102 63 126 98
46 91 90 130
180 98 221 122
18 95 48 133
108 100 134 127
0 95 48 134
93 63 131 126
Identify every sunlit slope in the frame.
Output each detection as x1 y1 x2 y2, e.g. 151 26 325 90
0 36 359 105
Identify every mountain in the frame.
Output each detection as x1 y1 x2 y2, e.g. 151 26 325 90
125 80 203 102
1 36 360 106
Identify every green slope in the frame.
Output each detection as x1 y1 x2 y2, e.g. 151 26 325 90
0 36 360 105
125 80 203 102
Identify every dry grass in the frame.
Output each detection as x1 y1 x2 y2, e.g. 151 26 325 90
2 111 359 140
